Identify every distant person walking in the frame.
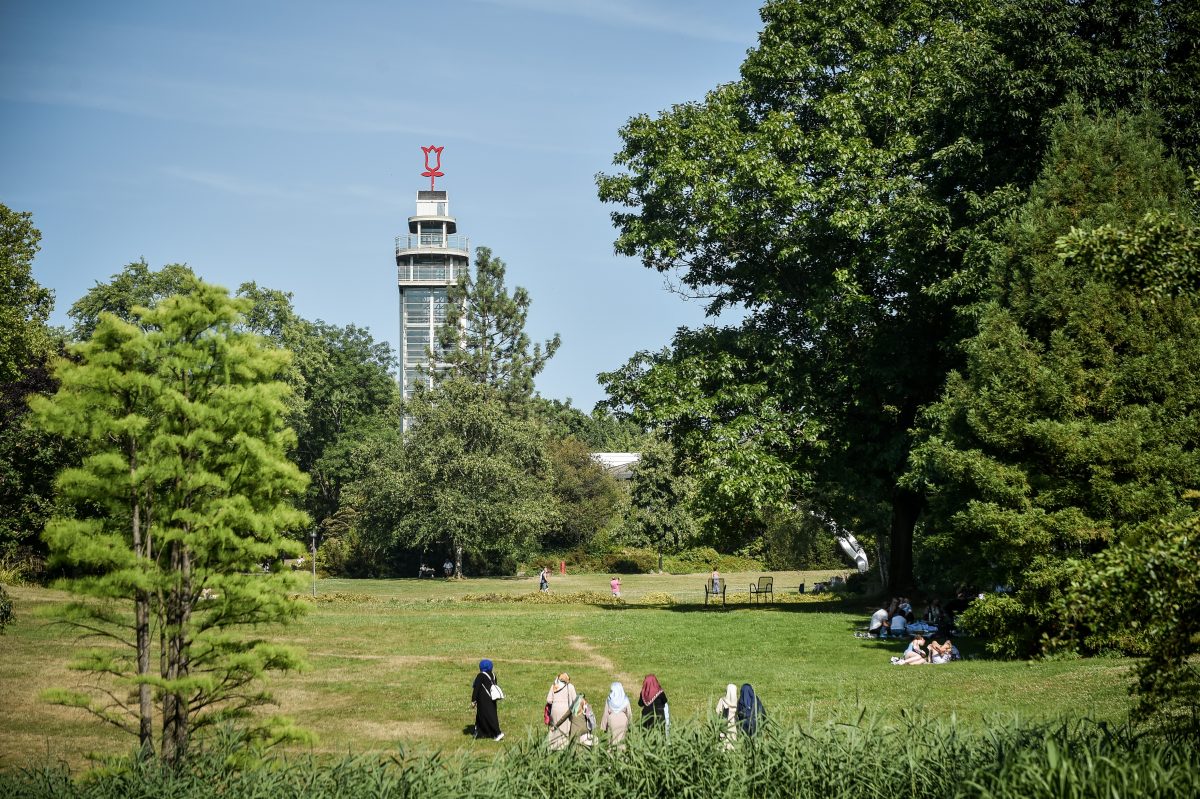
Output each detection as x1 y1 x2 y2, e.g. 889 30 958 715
610 576 621 598
599 681 633 748
539 566 550 592
443 558 454 578
470 659 504 741
638 674 669 732
546 672 577 750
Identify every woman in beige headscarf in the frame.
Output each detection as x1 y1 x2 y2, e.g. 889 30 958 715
545 672 577 750
715 683 738 748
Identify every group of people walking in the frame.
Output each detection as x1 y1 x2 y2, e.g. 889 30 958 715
470 661 766 747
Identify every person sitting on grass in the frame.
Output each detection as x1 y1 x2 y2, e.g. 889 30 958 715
929 639 959 664
891 634 928 665
890 609 908 637
924 598 944 627
869 605 890 637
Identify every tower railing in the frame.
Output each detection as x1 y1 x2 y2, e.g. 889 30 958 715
397 263 468 283
395 234 470 254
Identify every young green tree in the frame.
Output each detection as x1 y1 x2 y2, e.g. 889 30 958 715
436 246 560 406
398 377 556 577
31 278 310 765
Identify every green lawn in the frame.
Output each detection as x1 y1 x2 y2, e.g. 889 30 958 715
0 570 1135 770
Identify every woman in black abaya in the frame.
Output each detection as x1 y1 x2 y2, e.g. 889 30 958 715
471 658 504 740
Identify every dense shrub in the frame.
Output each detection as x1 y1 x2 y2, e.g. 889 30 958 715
0 584 12 633
2 717 1197 799
661 546 762 574
460 591 618 605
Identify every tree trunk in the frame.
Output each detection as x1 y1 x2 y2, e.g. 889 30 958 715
129 446 153 754
454 542 463 579
886 489 922 593
161 543 193 766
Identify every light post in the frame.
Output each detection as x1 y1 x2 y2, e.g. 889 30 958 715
310 530 317 598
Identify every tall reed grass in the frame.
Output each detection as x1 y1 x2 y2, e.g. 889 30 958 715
2 714 1196 799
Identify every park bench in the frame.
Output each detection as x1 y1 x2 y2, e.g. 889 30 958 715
704 577 726 606
749 575 774 604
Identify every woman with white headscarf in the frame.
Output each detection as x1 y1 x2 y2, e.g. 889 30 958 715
599 681 633 747
715 683 738 747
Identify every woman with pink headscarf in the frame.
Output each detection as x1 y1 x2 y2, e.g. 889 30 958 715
637 674 670 732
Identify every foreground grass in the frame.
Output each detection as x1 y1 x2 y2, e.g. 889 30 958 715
4 717 1197 799
0 571 1136 771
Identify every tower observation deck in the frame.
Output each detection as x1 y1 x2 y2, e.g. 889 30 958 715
396 188 469 401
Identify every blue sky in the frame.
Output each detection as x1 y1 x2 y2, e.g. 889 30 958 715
1 0 763 410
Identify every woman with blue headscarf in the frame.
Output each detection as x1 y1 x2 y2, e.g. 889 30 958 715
736 683 765 737
471 659 504 741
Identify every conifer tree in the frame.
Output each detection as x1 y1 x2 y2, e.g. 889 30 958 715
435 246 560 406
31 278 309 765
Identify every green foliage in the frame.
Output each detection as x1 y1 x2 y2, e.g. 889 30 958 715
292 321 399 533
597 0 1200 590
531 397 647 452
1060 504 1200 726
620 436 699 554
660 546 762 575
66 259 197 341
908 110 1200 654
0 206 70 557
0 203 53 386
398 378 557 573
3 717 1198 799
30 278 310 764
436 246 560 406
542 436 624 550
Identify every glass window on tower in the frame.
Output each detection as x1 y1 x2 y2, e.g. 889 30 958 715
419 222 444 247
432 289 449 322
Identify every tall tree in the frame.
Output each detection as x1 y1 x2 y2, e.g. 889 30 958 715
907 110 1200 654
398 377 556 578
543 435 624 551
293 321 399 533
0 204 53 385
436 246 560 406
67 259 197 341
596 0 1199 589
0 205 68 558
31 279 309 765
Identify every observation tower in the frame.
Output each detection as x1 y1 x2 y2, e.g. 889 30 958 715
395 146 469 402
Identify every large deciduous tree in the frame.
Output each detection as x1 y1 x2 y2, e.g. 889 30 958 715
0 205 70 560
596 0 1198 588
398 378 556 577
908 110 1200 655
31 279 309 765
0 204 53 385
